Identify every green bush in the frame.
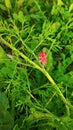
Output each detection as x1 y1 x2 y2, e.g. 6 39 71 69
0 0 73 129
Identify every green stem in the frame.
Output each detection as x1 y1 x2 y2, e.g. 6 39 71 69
0 37 73 110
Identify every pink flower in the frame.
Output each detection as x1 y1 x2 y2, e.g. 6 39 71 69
38 51 48 66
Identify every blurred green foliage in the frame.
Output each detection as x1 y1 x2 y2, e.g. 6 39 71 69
0 0 73 130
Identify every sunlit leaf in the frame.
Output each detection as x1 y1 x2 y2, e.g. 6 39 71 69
69 4 73 12
57 0 64 6
4 0 12 9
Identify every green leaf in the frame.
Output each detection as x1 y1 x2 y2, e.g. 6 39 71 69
0 92 9 110
57 0 64 6
69 3 73 12
13 124 20 130
0 101 14 130
4 0 12 9
51 22 60 32
0 4 6 11
0 46 8 64
13 11 25 24
18 11 25 24
17 0 24 8
13 13 18 21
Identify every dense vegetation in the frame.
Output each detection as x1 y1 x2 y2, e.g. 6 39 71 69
0 0 73 129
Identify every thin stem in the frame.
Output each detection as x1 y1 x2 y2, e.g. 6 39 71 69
0 37 73 110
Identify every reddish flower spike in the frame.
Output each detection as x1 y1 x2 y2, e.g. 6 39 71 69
38 51 48 66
